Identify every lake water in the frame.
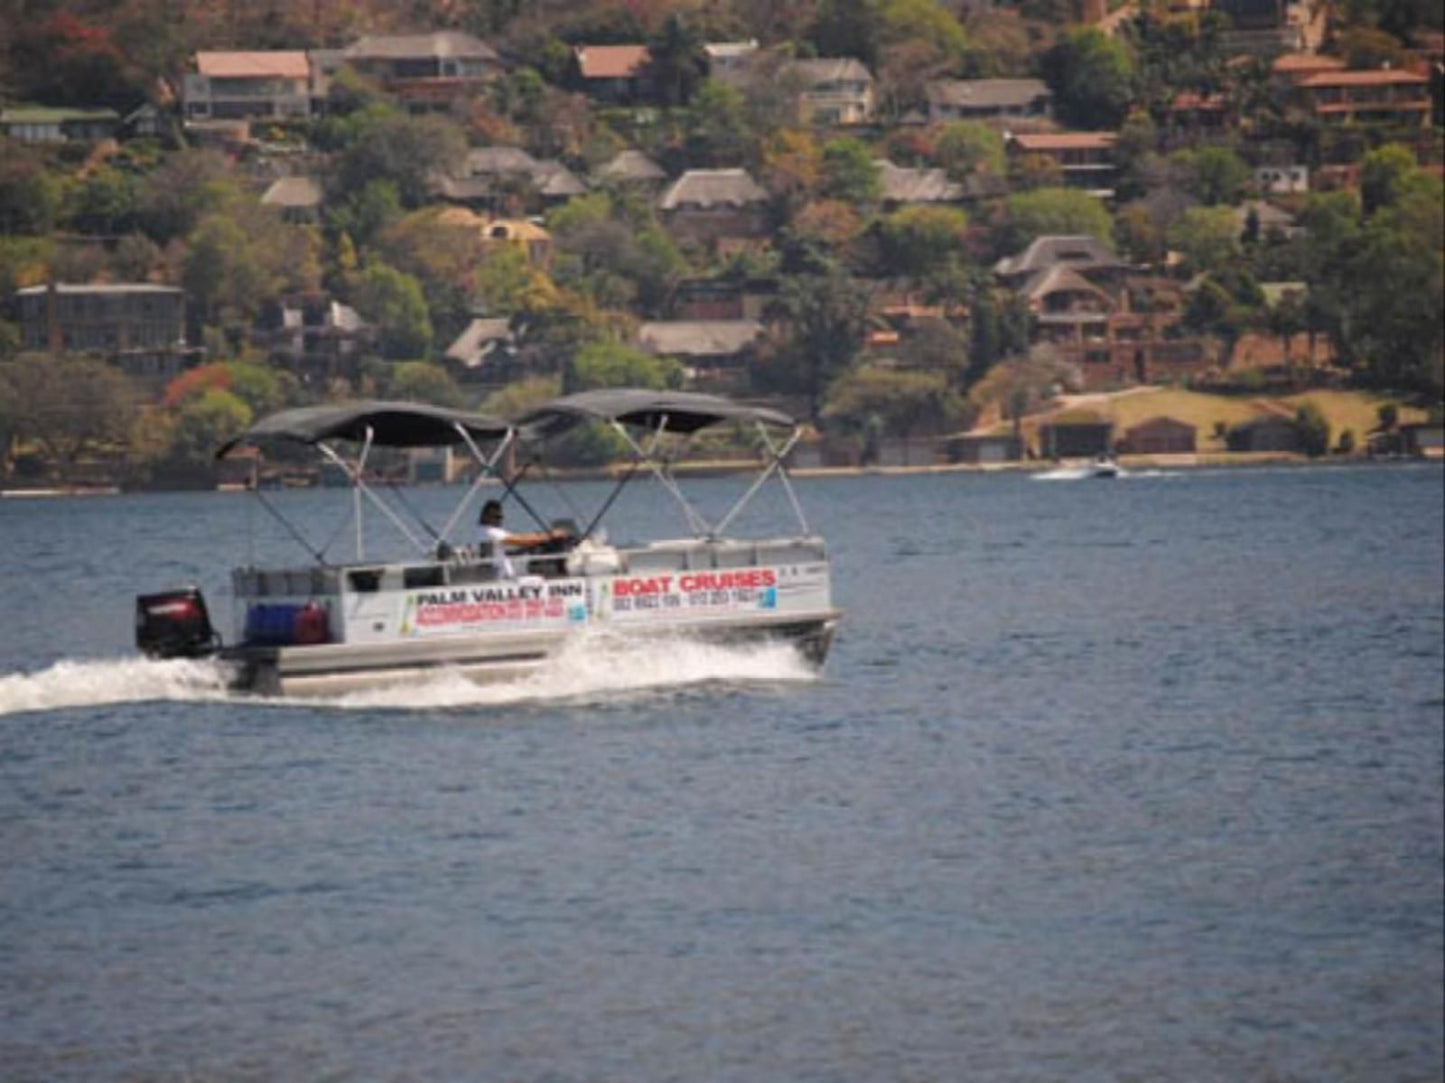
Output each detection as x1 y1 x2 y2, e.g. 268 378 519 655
1 464 1442 1082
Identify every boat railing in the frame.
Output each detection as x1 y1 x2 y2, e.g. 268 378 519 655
232 536 830 602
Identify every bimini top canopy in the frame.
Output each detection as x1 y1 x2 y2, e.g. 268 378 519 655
516 389 795 440
216 401 511 458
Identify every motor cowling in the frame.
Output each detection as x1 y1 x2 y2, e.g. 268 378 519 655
135 587 219 659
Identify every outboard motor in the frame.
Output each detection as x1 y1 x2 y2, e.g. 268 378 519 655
135 587 219 659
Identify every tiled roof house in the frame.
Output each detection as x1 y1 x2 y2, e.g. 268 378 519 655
183 51 312 121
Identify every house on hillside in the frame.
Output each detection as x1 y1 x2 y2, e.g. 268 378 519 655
671 276 779 320
1118 416 1196 454
595 150 668 191
572 45 653 104
15 283 200 390
923 78 1052 125
1271 52 1347 84
994 235 1126 287
1007 132 1118 196
704 41 759 82
183 51 312 122
1038 412 1114 458
1295 69 1432 127
1237 199 1303 241
1228 415 1300 452
255 294 371 385
339 32 501 111
638 319 764 390
0 105 119 143
659 169 771 254
947 432 1025 464
445 146 586 213
786 58 876 125
1254 164 1310 194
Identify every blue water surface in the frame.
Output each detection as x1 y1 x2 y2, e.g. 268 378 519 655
1 463 1441 1081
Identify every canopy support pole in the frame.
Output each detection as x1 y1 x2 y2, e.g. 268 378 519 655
712 424 806 538
609 416 713 537
317 436 429 558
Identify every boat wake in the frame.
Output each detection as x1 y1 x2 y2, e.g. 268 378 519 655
0 634 818 718
0 656 232 718
329 631 818 711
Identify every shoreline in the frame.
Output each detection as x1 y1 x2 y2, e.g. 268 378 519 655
2 452 1439 499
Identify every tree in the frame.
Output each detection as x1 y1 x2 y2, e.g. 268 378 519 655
167 388 253 470
1002 187 1114 250
1295 401 1330 457
385 361 464 407
823 365 969 442
935 121 1006 180
967 345 1079 447
1359 143 1418 217
875 205 969 277
1180 147 1250 206
810 0 883 66
684 79 752 166
0 353 136 468
820 138 882 204
333 112 467 209
570 340 684 391
760 129 823 212
353 262 433 360
1040 28 1135 131
66 167 139 236
1168 205 1241 276
0 150 62 234
646 11 707 108
771 266 873 421
329 179 402 249
136 150 236 244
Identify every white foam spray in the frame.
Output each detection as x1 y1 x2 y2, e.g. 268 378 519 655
0 633 817 717
0 657 232 718
330 630 817 711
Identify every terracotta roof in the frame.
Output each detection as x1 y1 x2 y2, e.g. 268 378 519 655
1298 68 1428 87
574 45 650 79
659 169 767 210
1272 52 1346 75
342 31 498 61
1170 91 1227 110
1010 131 1117 151
195 51 309 79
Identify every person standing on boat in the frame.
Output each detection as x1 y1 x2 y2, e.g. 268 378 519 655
478 499 566 578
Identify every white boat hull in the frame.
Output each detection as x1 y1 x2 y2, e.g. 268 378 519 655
222 609 840 696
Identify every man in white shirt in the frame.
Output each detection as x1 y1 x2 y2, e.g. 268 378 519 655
478 499 567 578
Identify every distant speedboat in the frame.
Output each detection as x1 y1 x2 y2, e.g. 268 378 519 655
133 392 841 696
1033 455 1124 481
1089 455 1121 479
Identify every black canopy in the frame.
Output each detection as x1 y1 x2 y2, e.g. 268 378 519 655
516 389 795 440
216 401 511 458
